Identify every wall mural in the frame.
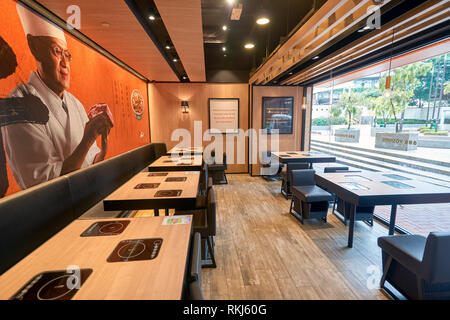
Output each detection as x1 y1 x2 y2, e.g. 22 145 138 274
0 0 150 198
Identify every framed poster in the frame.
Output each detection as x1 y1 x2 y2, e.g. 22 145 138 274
262 97 294 134
208 98 239 134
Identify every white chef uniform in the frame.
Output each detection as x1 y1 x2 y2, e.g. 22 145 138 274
1 71 100 189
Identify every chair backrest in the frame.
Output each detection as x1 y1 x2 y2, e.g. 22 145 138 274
421 231 450 283
290 169 316 187
199 162 208 195
0 176 73 275
222 152 227 169
324 166 349 173
287 163 310 183
261 151 271 164
188 232 203 300
207 187 216 236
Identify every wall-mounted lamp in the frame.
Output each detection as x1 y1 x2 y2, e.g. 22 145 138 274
181 101 189 113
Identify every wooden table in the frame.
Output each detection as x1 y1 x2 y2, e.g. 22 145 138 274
271 151 336 168
104 171 200 212
167 146 203 155
315 171 450 248
149 155 203 172
0 217 192 300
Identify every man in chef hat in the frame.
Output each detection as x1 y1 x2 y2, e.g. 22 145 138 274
1 3 113 189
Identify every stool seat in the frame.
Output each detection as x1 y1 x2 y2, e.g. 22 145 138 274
292 185 332 202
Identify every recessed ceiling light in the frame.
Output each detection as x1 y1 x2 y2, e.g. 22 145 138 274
222 25 228 31
222 47 226 52
165 45 171 49
226 0 235 5
256 17 270 25
289 72 293 75
313 56 320 60
244 43 255 49
149 15 155 20
173 58 178 62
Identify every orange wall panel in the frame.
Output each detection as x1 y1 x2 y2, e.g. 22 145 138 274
0 0 150 197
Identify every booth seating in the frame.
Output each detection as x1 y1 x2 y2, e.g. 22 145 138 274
0 143 167 275
186 232 204 300
289 169 332 224
378 232 450 300
208 151 228 185
280 163 310 198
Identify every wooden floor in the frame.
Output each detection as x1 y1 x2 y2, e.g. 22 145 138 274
202 174 390 300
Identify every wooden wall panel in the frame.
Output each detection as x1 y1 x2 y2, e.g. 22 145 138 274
149 83 249 173
251 86 304 175
154 0 206 81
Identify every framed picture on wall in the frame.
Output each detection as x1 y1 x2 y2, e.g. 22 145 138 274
208 98 240 134
262 97 294 134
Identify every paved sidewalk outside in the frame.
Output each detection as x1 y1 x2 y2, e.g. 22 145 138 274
311 125 450 163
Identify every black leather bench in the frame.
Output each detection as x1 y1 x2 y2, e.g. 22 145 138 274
0 143 167 275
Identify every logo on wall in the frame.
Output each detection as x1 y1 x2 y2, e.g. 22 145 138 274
131 89 144 120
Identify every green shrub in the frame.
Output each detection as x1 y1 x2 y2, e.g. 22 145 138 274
423 130 448 136
376 119 427 125
312 117 347 126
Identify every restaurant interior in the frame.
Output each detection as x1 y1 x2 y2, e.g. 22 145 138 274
0 0 449 303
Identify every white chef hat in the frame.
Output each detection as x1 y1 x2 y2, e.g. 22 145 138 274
16 2 66 44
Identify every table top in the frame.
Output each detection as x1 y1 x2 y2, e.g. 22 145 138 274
149 155 203 171
315 170 450 206
167 146 203 155
271 151 336 163
104 171 200 210
0 216 192 300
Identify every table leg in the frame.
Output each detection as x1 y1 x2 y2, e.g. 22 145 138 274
389 204 397 235
155 208 160 217
309 162 313 169
348 203 356 248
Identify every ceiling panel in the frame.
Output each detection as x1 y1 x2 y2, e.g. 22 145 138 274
36 0 178 81
154 0 206 82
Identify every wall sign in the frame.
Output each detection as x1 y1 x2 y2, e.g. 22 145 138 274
262 97 294 134
208 98 239 134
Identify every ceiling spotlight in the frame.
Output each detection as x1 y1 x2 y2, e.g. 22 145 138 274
173 58 178 62
149 15 156 20
222 25 228 31
165 45 171 49
222 46 226 52
289 72 293 75
256 17 270 25
226 0 235 5
244 43 255 49
313 56 320 60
